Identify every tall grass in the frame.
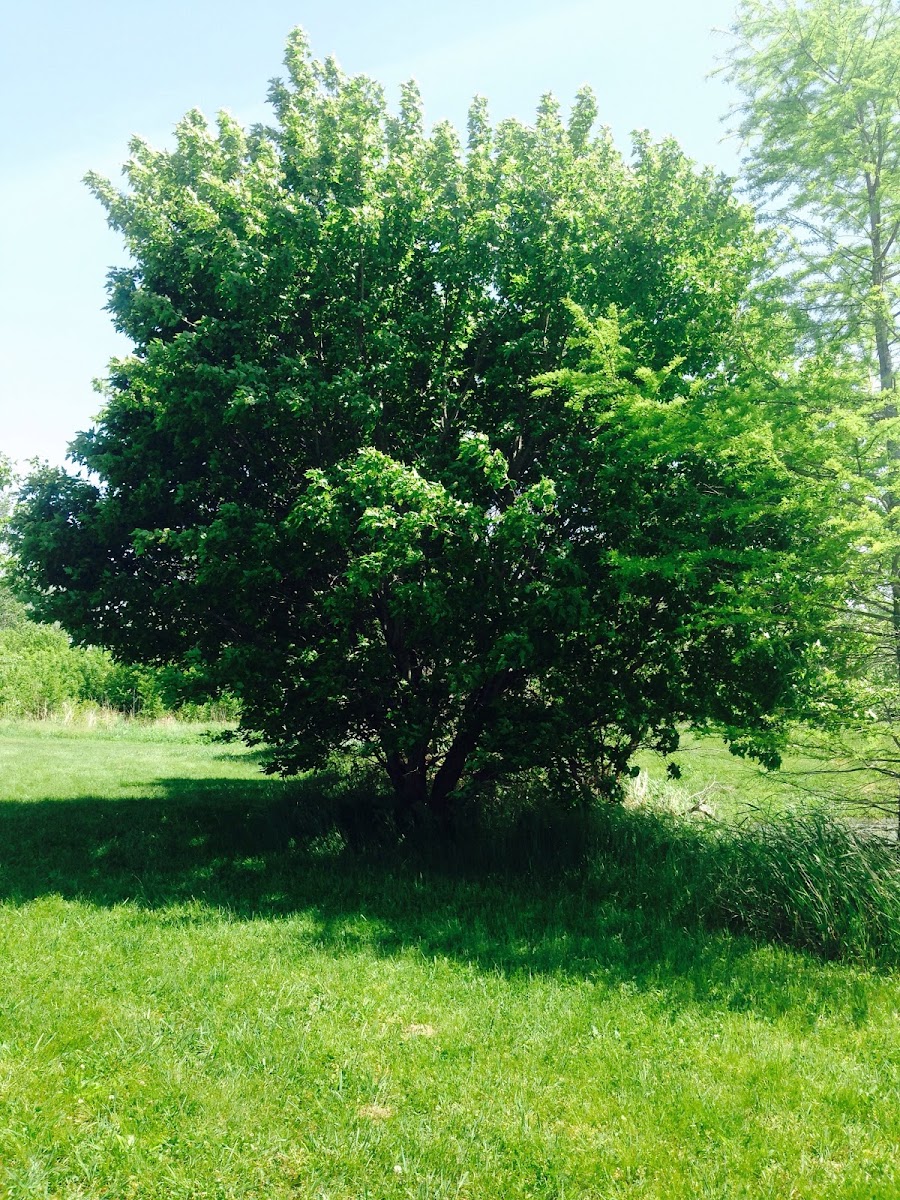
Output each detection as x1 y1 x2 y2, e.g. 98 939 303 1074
190 737 900 966
715 809 900 961
375 773 900 966
485 797 900 966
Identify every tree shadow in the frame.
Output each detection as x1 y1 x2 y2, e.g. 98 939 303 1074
0 774 877 1024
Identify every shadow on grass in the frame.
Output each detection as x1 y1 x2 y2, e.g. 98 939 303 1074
0 774 884 1020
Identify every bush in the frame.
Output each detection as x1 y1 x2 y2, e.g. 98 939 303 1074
0 624 92 717
0 621 239 721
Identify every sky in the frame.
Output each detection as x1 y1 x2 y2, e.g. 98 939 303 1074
0 0 744 471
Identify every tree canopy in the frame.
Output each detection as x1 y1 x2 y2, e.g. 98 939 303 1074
725 0 899 389
11 32 852 813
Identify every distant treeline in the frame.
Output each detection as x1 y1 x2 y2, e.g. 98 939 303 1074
0 586 237 721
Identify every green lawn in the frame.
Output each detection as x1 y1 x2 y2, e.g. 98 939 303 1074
0 720 899 1198
634 729 892 822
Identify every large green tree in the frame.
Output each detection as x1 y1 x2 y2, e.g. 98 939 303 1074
11 33 850 813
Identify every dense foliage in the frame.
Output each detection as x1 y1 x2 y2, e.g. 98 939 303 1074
11 33 853 811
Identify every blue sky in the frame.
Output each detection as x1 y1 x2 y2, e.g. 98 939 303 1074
1 0 743 469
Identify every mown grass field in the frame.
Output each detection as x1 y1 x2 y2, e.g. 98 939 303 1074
1 719 900 1198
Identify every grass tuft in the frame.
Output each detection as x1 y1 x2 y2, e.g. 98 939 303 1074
714 808 900 962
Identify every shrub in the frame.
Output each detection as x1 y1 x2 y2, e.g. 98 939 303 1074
0 624 90 717
0 621 239 720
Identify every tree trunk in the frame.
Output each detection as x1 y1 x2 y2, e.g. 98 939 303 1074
428 724 481 816
866 176 900 831
385 747 428 818
866 180 895 395
427 670 518 817
875 309 895 396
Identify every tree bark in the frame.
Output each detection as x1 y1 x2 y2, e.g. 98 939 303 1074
867 177 900 831
385 747 428 815
866 175 895 395
427 670 517 816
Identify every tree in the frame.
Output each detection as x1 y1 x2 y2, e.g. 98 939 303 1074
0 455 26 631
724 0 900 820
0 453 12 543
724 0 899 389
10 32 850 815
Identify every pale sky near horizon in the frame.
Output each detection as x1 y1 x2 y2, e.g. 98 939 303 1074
1 0 744 472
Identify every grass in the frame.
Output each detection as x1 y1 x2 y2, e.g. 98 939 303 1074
1 721 900 1197
634 729 890 821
